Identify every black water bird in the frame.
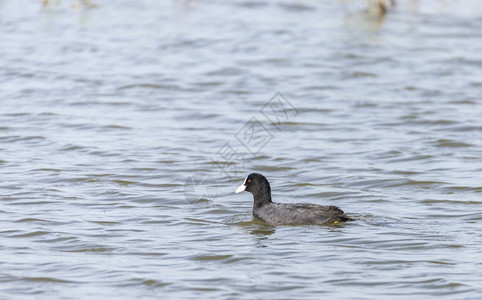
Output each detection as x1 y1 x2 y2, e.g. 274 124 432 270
235 173 352 225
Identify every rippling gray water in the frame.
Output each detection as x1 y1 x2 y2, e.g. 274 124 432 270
1 0 482 298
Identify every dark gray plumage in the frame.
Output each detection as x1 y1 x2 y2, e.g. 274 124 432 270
235 173 352 225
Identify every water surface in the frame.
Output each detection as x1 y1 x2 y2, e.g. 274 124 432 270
1 0 482 298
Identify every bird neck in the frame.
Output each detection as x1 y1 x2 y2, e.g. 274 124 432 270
252 186 272 208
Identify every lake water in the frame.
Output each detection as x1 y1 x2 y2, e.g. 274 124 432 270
1 0 482 298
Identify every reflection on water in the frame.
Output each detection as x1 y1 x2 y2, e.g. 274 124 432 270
234 219 277 237
1 0 482 299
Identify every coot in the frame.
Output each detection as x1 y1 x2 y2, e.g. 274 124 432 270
235 173 352 225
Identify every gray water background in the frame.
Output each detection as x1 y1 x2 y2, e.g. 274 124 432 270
1 0 482 298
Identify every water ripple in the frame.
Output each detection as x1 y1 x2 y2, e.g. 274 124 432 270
1 0 482 299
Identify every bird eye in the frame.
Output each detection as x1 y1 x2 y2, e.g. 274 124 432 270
247 179 251 183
